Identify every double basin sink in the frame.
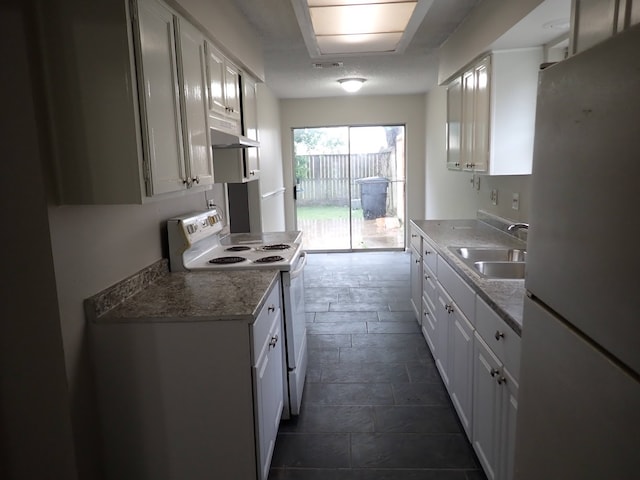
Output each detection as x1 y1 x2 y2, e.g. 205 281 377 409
449 246 526 279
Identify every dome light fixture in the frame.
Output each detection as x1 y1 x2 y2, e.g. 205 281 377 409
338 78 366 93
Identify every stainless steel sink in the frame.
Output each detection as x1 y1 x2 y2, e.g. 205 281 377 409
473 261 526 279
449 246 526 279
450 247 527 263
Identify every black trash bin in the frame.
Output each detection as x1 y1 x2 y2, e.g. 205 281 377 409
356 176 389 219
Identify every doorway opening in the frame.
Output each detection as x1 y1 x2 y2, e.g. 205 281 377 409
293 125 406 251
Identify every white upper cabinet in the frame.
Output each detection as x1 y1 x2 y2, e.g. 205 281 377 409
446 48 542 176
39 0 219 203
176 18 214 188
570 0 640 55
205 41 242 134
135 0 187 195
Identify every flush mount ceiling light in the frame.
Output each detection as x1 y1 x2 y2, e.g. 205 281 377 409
338 78 366 92
292 0 434 57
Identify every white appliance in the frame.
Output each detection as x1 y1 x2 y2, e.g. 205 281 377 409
167 208 308 418
515 27 640 479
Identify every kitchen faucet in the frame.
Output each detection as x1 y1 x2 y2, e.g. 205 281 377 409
507 223 529 232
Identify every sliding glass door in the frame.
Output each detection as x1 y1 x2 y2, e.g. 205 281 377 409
293 125 406 252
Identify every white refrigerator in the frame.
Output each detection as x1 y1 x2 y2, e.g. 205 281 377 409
515 25 640 479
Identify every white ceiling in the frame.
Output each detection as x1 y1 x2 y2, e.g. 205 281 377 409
229 0 571 99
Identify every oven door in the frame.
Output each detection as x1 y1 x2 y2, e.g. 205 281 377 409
281 251 307 416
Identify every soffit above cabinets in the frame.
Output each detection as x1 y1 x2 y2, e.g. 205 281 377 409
291 0 435 58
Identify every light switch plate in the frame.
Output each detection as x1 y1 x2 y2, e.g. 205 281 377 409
512 193 520 210
490 189 498 205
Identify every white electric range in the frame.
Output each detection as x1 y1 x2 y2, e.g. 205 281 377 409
167 208 307 418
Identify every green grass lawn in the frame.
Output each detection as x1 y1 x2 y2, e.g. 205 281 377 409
296 205 363 220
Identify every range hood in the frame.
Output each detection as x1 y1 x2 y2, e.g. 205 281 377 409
210 128 259 149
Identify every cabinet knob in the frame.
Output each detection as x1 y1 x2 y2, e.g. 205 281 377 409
490 368 499 378
192 176 200 185
424 250 431 255
445 304 454 314
182 178 191 187
268 304 276 313
497 376 507 385
268 334 278 349
495 330 505 341
424 310 429 316
425 274 430 280
415 259 420 264
249 170 256 176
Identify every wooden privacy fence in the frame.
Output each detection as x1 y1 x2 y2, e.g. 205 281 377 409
296 152 392 206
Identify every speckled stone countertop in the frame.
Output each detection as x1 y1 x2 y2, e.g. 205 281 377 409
87 265 280 324
410 219 526 335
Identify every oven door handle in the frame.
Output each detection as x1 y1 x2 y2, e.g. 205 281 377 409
289 251 307 279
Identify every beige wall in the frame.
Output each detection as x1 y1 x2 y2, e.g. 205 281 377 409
171 0 265 80
1 4 77 478
279 94 426 244
256 84 286 231
438 0 544 83
424 88 532 223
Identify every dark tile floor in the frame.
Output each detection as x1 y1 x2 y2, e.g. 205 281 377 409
269 251 487 480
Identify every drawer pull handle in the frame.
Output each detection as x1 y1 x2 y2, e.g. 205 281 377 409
495 331 505 341
269 334 278 349
268 305 276 313
490 368 499 378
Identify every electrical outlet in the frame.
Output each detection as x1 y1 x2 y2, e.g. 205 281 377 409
512 193 520 210
474 175 481 191
490 189 498 205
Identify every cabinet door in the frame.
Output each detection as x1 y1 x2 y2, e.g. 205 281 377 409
472 57 490 173
435 285 452 388
499 368 518 480
225 62 242 122
254 313 284 480
446 76 463 170
135 0 187 195
450 309 474 439
176 19 214 187
570 0 618 54
421 296 436 355
461 69 475 171
204 41 227 115
242 76 260 178
472 333 502 480
410 245 422 323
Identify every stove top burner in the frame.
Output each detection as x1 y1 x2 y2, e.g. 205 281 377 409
261 244 290 251
254 255 285 264
225 246 251 252
208 256 247 265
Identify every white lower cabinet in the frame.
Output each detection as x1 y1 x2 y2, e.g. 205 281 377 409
472 333 519 480
252 288 284 480
450 309 474 437
91 280 284 480
409 228 521 480
410 242 423 323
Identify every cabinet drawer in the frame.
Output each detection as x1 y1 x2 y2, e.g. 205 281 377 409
410 226 422 252
422 237 438 273
437 256 475 323
422 263 438 312
475 296 521 380
421 296 437 355
252 281 282 364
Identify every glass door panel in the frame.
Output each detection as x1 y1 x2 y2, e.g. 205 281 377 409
293 125 406 251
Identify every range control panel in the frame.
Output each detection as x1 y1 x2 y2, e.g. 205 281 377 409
172 208 224 245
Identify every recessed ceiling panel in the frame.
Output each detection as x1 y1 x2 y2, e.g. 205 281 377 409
317 33 403 54
308 0 410 5
309 3 417 36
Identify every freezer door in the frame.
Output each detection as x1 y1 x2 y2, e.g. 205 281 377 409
515 297 640 479
526 25 640 374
